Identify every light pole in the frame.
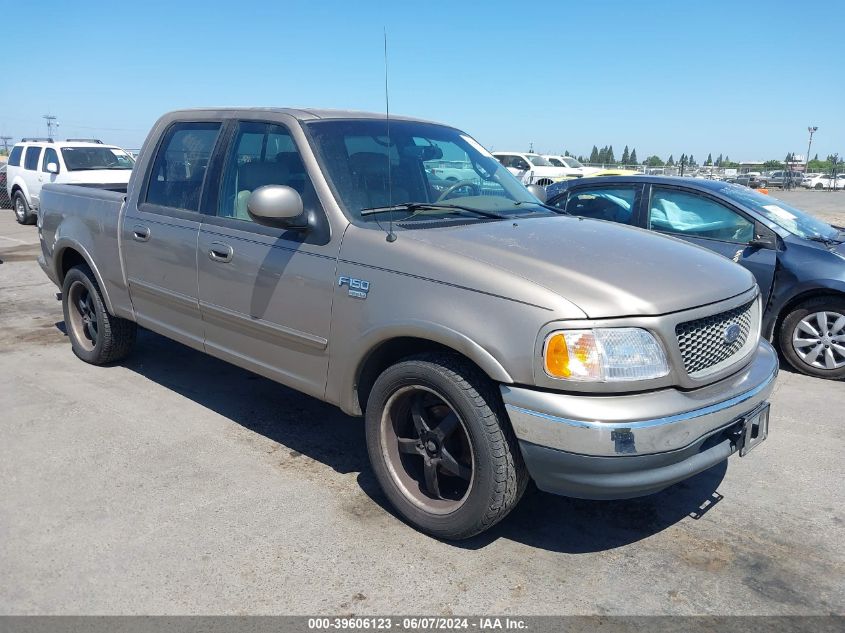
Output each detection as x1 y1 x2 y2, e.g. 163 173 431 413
806 126 818 174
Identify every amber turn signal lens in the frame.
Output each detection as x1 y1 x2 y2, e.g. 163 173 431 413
544 333 571 378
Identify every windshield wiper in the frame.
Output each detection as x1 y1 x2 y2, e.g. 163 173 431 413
807 235 843 246
512 199 566 214
361 202 508 220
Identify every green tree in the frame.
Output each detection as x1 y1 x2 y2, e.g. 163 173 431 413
688 154 696 167
667 154 675 166
705 153 713 166
763 160 784 171
629 148 637 165
621 145 630 165
645 155 665 167
589 146 599 163
716 153 723 167
607 145 616 165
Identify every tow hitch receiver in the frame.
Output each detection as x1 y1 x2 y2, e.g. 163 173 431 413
739 402 770 457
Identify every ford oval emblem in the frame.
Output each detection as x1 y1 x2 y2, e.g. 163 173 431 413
724 323 741 345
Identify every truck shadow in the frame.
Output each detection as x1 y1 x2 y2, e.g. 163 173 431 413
119 328 728 554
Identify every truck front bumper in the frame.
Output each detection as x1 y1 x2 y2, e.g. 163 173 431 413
502 340 778 500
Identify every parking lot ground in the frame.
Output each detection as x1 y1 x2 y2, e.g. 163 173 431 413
0 204 843 616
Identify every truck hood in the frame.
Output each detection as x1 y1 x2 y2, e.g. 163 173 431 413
403 215 756 318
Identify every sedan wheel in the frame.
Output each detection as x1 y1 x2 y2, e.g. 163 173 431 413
792 311 845 371
780 297 845 380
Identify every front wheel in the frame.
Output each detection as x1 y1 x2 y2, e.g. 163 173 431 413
779 296 845 380
13 191 35 225
62 264 137 365
365 353 528 539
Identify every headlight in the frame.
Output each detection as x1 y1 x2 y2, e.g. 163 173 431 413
543 328 669 382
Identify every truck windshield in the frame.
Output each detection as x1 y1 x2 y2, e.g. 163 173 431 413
562 157 584 169
61 147 134 171
304 119 549 223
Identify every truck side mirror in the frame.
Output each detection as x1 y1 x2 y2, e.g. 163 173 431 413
46 162 59 174
526 183 547 203
247 185 308 230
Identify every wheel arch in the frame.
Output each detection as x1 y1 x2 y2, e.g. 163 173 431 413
54 242 116 315
769 284 845 344
345 326 513 417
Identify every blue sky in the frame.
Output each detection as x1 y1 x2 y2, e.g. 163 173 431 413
3 1 842 161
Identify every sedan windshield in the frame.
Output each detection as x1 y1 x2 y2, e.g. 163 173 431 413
562 157 584 169
61 147 134 171
716 183 839 240
305 119 549 223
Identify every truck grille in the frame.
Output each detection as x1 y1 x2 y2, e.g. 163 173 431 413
676 300 755 376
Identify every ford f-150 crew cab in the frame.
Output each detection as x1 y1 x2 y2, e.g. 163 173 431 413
37 108 778 539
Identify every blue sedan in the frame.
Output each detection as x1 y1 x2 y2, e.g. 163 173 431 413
545 176 845 380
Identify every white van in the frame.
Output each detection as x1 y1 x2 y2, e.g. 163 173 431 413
6 138 134 224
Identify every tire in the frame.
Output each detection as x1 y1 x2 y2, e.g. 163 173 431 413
815 183 824 190
61 264 136 365
13 191 35 225
365 353 528 539
778 296 845 380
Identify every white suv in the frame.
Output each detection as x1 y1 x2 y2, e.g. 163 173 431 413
6 138 134 224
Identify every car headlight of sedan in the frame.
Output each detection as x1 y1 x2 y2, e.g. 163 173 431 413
543 328 669 382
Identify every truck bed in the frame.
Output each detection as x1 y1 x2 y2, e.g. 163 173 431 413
39 183 133 319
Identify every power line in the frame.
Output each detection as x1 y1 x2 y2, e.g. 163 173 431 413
0 136 11 154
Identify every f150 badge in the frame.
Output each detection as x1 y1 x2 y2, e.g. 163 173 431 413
338 276 370 299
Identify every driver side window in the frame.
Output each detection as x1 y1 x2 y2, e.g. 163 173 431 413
648 188 754 243
216 121 311 222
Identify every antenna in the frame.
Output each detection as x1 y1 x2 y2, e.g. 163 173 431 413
384 28 396 243
43 114 59 139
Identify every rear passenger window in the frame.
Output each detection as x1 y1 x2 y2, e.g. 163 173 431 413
561 186 639 225
24 147 42 171
145 122 221 212
8 146 23 167
216 121 311 222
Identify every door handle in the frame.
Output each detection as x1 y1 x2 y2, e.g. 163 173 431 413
208 241 234 263
132 225 151 242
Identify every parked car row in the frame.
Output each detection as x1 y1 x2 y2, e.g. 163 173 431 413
28 107 783 539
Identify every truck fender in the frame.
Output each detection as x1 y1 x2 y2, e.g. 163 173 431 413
53 237 116 316
334 319 514 416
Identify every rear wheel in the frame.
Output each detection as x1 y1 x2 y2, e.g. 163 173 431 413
779 296 845 380
365 353 527 539
62 264 136 365
13 191 35 225
815 182 824 190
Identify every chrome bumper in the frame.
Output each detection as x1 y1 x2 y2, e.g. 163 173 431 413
502 339 778 458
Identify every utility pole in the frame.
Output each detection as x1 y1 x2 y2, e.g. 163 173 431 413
805 126 818 174
0 136 11 155
43 114 58 140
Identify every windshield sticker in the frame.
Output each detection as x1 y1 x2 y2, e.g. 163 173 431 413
762 204 797 221
460 135 494 158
